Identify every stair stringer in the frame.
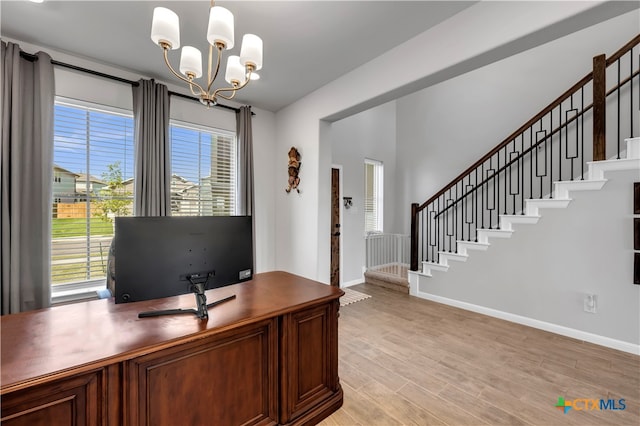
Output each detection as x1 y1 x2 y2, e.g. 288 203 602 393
417 137 639 277
408 137 640 354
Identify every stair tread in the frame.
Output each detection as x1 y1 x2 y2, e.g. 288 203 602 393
439 251 468 257
422 261 450 272
526 198 572 203
456 240 490 246
555 179 607 185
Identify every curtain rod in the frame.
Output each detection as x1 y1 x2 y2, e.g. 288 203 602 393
18 50 253 115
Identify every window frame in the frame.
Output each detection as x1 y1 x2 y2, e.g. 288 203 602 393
169 119 239 217
364 158 384 234
51 97 135 304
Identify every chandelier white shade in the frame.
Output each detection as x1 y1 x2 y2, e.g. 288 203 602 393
207 6 234 49
151 7 180 49
240 34 263 70
179 46 203 78
150 1 263 107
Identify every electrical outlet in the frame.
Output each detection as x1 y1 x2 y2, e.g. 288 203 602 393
584 294 597 313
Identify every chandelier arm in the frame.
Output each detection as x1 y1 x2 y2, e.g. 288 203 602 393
215 91 236 101
213 80 247 100
162 46 207 95
207 44 223 93
213 66 252 99
188 83 201 97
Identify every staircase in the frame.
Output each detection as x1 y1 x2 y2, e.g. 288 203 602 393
406 35 640 354
364 265 409 293
410 34 639 273
415 137 639 278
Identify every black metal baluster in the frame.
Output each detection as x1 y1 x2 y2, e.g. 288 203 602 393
581 86 585 179
536 123 546 199
631 50 634 138
481 162 484 229
503 146 507 215
566 94 578 181
475 167 479 240
549 110 553 198
617 57 621 158
510 146 519 215
487 157 496 229
436 196 440 262
559 100 562 183
432 208 436 262
521 133 525 214
418 210 429 261
530 126 534 200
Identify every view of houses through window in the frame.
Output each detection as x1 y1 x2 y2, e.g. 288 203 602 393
170 121 237 217
52 100 134 287
51 99 237 289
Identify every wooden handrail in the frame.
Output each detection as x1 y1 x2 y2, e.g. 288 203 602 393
416 34 640 213
410 34 640 271
417 73 593 212
431 66 640 218
606 34 640 66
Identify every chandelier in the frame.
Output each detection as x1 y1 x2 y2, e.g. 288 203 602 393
150 1 263 107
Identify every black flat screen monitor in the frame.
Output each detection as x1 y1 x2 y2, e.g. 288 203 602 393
114 216 253 305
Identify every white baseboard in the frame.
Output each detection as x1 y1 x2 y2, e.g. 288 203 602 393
342 278 365 288
414 289 640 356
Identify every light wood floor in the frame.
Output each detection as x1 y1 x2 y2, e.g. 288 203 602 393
319 283 640 426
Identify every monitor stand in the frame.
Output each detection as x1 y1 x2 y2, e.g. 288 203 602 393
138 281 236 320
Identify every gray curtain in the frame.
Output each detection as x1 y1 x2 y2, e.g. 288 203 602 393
236 106 254 216
132 79 170 216
236 105 255 273
1 41 55 314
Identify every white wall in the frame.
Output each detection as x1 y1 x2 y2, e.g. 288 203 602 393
413 168 640 348
395 10 640 349
275 1 630 283
9 39 278 273
395 9 640 232
331 101 398 285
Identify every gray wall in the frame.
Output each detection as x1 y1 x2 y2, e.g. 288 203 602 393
397 10 640 347
395 10 640 232
414 168 640 346
331 101 398 285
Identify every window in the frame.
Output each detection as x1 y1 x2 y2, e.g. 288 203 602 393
170 121 237 216
364 159 383 233
52 99 134 292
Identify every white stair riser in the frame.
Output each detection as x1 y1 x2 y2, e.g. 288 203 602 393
477 229 513 244
422 261 449 274
439 252 468 266
626 137 640 159
588 159 640 180
525 199 571 216
554 180 607 199
418 145 638 278
500 215 540 231
456 241 490 256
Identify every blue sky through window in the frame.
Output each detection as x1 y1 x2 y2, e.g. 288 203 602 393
54 103 218 185
54 103 135 182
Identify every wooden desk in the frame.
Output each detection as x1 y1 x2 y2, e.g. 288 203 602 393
1 271 344 426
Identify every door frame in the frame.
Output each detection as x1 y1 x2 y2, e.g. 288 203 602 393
330 165 343 287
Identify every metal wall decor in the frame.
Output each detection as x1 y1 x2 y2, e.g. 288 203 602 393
285 147 301 193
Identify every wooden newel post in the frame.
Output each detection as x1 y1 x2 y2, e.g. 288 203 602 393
410 203 419 271
593 54 606 161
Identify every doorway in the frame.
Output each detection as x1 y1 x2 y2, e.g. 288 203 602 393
330 167 341 287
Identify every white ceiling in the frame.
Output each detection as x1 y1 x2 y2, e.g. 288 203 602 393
1 1 477 112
